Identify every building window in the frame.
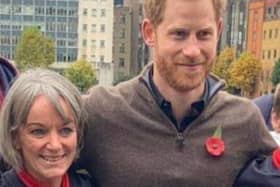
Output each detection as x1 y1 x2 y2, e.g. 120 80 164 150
83 24 87 32
239 12 244 25
100 40 105 48
91 40 96 48
275 28 278 38
83 8 88 16
119 58 125 67
120 28 125 38
263 50 265 59
269 29 272 39
120 15 126 24
101 9 106 17
268 7 272 14
268 50 271 59
83 39 87 47
91 24 96 32
264 30 266 40
274 49 277 58
100 55 104 62
100 24 105 32
119 43 125 53
92 9 97 17
238 32 242 45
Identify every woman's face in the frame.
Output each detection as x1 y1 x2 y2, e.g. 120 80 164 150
17 95 77 182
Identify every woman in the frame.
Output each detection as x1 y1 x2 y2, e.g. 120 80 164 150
0 69 92 187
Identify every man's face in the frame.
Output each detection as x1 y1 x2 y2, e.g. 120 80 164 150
149 0 222 92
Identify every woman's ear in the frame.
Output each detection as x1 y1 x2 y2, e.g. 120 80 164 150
141 18 156 47
12 132 21 150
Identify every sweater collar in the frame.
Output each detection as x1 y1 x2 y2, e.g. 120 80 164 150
17 169 70 187
139 63 225 106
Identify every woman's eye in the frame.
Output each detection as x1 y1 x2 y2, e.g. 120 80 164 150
60 127 74 137
30 129 46 137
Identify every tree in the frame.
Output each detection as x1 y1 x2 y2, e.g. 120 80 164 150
229 52 262 97
212 47 236 91
64 60 97 92
15 26 55 71
213 47 235 81
272 58 280 86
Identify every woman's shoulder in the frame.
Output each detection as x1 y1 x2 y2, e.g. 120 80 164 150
69 170 95 187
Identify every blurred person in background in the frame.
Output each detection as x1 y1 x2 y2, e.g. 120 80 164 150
253 93 274 130
269 84 280 144
0 57 18 107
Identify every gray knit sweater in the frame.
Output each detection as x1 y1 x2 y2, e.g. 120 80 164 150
80 68 277 187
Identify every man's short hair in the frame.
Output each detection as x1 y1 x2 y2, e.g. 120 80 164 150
143 0 227 27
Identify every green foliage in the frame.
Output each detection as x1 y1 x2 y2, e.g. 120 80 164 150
213 47 235 82
212 47 236 91
63 60 97 92
272 58 280 86
15 26 55 71
229 52 262 95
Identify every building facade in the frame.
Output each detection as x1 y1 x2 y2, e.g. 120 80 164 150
220 0 249 56
113 6 132 84
0 0 79 62
247 0 265 59
78 0 114 85
261 0 280 92
123 0 149 75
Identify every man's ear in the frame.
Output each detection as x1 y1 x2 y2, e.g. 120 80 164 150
217 18 224 40
141 18 155 47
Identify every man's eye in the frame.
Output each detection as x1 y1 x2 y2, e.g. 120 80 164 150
60 127 74 137
30 129 46 137
198 31 212 39
172 31 187 39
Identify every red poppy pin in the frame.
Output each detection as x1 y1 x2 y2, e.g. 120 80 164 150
272 148 280 169
205 125 225 157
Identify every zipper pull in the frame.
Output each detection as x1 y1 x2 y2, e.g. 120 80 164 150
176 132 184 149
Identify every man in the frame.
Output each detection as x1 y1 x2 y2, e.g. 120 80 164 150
79 0 277 186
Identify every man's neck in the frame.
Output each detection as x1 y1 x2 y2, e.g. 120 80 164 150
153 72 205 124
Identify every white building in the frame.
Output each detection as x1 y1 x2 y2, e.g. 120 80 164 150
78 0 114 86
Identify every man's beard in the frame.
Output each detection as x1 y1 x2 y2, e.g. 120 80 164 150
156 56 213 92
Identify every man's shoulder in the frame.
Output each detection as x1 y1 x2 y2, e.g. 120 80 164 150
215 91 256 108
87 77 139 98
83 76 143 109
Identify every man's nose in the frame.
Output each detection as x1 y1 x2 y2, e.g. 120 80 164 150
182 35 200 59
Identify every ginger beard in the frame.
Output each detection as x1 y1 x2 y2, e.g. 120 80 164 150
154 53 215 93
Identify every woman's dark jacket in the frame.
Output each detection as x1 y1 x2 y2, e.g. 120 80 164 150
0 169 93 187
